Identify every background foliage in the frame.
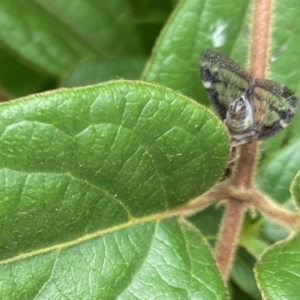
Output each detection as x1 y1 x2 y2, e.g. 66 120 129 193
0 0 299 299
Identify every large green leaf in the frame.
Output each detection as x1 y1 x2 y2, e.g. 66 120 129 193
142 0 249 103
0 80 230 298
0 0 141 77
255 232 300 299
1 219 228 299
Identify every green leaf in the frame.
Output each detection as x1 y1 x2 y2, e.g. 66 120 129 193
127 0 175 24
257 139 300 203
255 233 300 299
0 0 141 77
230 282 256 300
240 234 269 260
0 219 228 299
188 205 224 246
262 220 289 243
291 170 300 208
231 248 261 300
39 0 142 56
269 0 300 102
126 0 178 55
0 80 230 297
63 57 146 87
0 48 53 98
142 0 249 103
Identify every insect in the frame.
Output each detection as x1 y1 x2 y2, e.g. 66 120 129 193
200 49 297 146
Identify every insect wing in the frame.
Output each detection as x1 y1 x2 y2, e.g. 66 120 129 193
252 78 297 140
200 49 252 120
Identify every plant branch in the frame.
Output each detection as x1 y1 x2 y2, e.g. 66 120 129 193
230 0 273 188
249 190 300 229
214 0 275 279
217 186 300 230
177 184 300 230
169 186 224 217
230 142 258 188
249 0 273 77
215 199 245 280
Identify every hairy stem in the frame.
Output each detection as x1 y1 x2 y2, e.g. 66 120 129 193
215 199 245 280
231 0 273 187
230 142 258 188
249 0 273 77
250 190 300 229
172 186 225 217
215 0 274 279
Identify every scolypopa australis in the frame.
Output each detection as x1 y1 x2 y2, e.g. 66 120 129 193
200 49 297 145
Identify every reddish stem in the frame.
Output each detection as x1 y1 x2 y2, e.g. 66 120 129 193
215 199 246 280
215 0 274 279
249 0 273 77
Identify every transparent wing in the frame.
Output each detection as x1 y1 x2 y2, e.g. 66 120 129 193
200 49 252 120
252 78 297 140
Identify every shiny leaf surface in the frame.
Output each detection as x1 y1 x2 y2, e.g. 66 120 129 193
255 233 300 299
0 80 230 298
142 0 249 103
